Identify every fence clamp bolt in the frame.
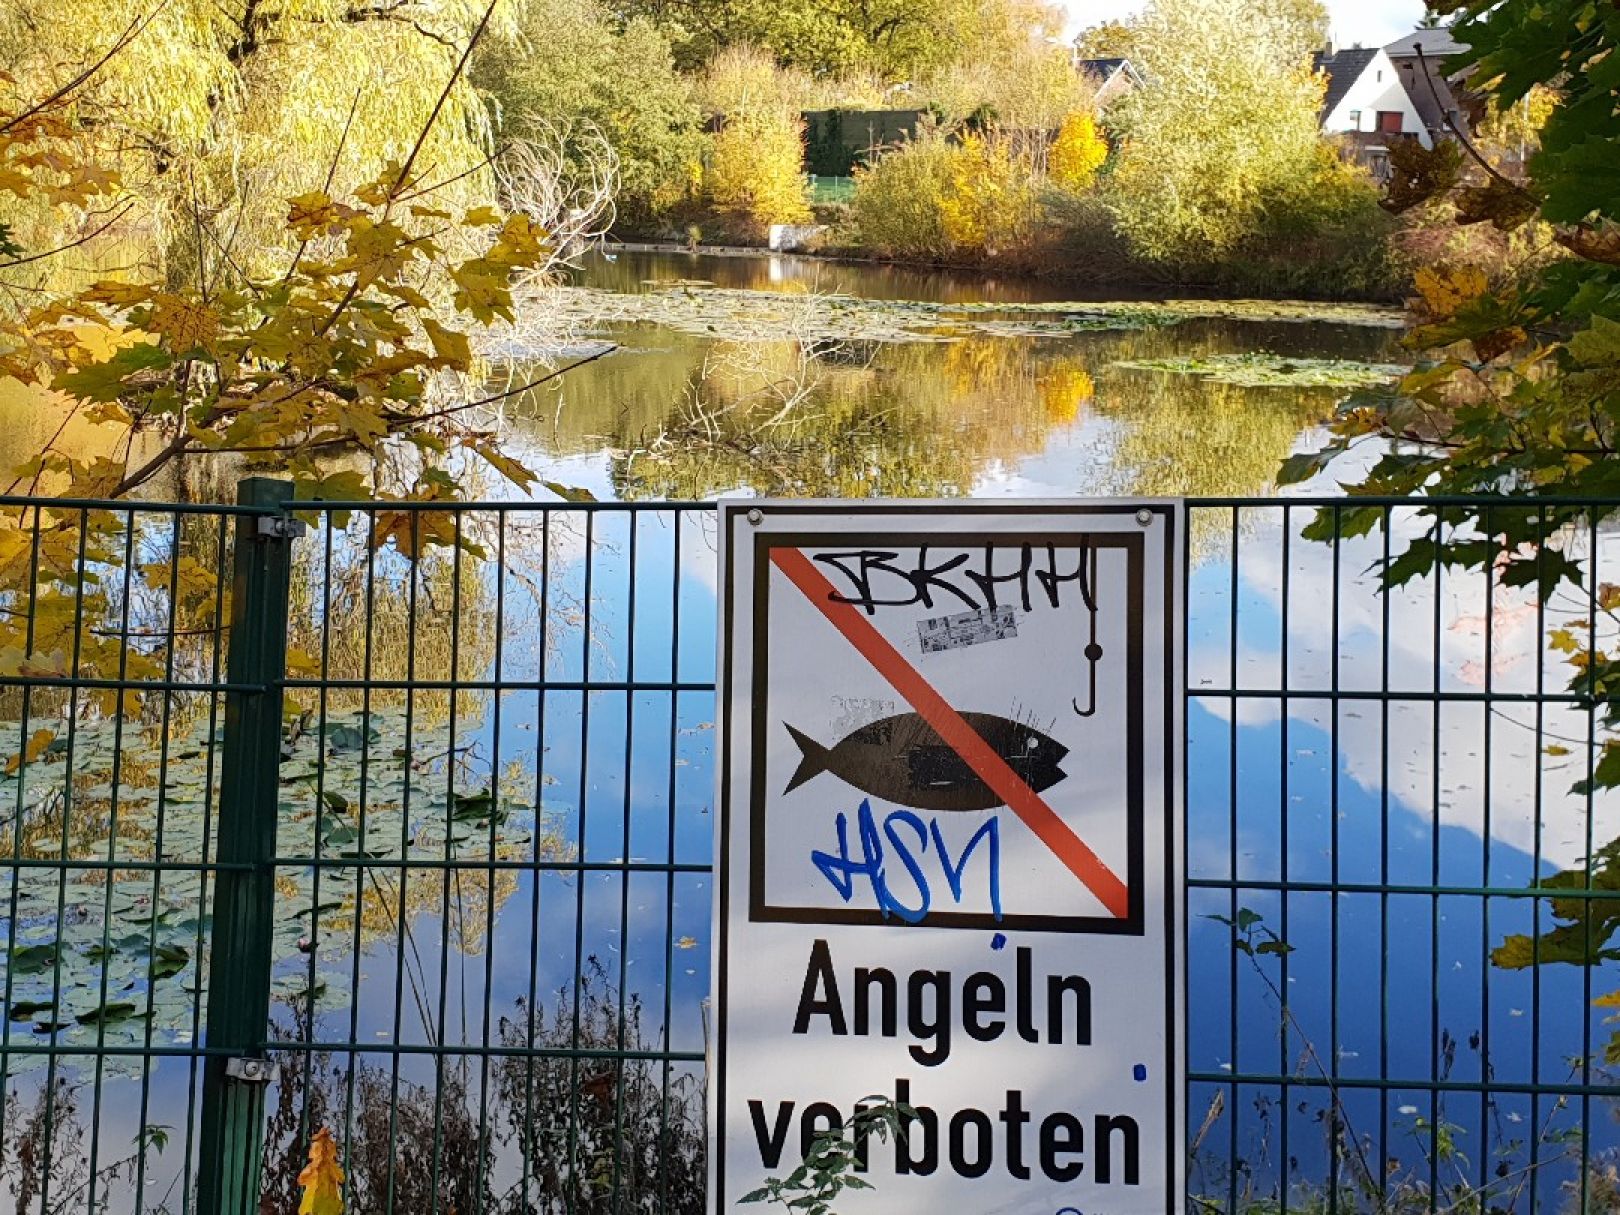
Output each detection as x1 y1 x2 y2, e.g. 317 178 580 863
256 516 308 541
225 1057 278 1084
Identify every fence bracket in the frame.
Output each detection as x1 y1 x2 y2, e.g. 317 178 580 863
255 514 307 540
224 1057 279 1084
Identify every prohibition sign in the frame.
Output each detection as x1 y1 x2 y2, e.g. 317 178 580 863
768 546 1131 919
712 501 1186 1215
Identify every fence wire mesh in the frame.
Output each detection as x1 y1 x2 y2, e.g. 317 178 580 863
0 498 258 1215
1187 499 1620 1214
0 492 1614 1213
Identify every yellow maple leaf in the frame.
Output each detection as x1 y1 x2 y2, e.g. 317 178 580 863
0 646 67 679
81 280 156 310
84 401 134 426
0 526 33 578
472 441 536 492
341 218 415 286
148 294 220 354
1413 265 1488 322
449 261 512 324
487 213 548 268
5 728 55 776
421 317 472 371
297 1127 345 1215
286 191 343 240
372 509 458 559
285 647 323 676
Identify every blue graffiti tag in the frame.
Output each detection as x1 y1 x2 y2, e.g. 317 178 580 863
811 798 1002 922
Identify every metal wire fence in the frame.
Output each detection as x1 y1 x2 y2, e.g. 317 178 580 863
0 487 1614 1213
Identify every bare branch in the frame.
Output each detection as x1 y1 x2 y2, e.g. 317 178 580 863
0 7 163 135
389 0 501 201
0 200 137 270
1412 42 1533 197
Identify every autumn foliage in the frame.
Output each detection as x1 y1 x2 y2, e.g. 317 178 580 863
705 109 812 241
0 16 562 709
1278 0 1620 1051
1048 112 1108 192
297 1128 345 1215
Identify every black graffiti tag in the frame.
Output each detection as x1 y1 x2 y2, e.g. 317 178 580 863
811 543 1094 617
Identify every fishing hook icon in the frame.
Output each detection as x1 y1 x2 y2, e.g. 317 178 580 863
1073 541 1102 717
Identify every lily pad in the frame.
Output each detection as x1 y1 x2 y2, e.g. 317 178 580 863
9 944 56 975
1112 353 1407 388
75 1001 143 1026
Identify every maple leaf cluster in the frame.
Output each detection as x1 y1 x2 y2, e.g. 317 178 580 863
0 154 551 516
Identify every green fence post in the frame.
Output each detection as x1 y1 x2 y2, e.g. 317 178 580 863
197 478 299 1215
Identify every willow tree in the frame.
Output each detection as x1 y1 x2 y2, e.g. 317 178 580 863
1107 0 1331 262
0 0 525 285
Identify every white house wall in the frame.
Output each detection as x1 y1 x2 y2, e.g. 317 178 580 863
1322 49 1431 147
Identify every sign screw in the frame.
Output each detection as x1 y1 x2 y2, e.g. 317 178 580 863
1135 508 1152 526
747 508 763 526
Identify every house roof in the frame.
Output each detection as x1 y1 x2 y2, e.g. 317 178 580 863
1398 57 1462 135
1312 47 1379 118
1383 28 1465 60
1076 57 1144 86
1078 57 1129 76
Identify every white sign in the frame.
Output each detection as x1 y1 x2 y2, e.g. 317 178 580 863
710 501 1184 1214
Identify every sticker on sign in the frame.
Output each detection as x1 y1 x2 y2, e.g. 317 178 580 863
711 501 1184 1213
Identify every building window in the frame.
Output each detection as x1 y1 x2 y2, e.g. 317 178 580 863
1348 109 1362 129
1377 69 1383 82
1377 110 1403 134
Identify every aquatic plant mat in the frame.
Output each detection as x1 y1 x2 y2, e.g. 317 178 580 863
547 285 1404 345
1112 352 1407 388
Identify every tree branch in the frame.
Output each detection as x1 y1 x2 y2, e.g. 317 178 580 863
389 345 617 424
342 4 458 49
1412 43 1533 197
280 86 362 286
0 200 137 270
388 0 502 202
0 8 161 136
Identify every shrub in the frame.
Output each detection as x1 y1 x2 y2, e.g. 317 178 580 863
939 133 1039 255
850 131 1039 260
1108 0 1328 263
706 110 812 241
848 136 957 258
1049 112 1108 191
1226 149 1405 296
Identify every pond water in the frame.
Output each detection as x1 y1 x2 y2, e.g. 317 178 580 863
503 249 1407 504
3 254 1617 1213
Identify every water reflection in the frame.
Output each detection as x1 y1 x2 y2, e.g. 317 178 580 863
508 251 1402 505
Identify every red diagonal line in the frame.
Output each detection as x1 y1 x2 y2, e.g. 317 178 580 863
770 546 1130 919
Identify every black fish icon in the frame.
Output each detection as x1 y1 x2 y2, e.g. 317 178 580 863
783 712 1068 812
